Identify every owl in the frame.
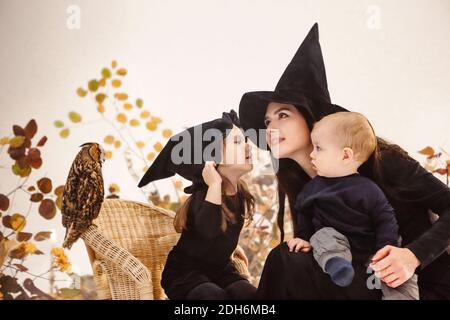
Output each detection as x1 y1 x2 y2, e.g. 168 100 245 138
62 142 105 249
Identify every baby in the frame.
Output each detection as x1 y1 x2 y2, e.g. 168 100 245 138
292 111 418 300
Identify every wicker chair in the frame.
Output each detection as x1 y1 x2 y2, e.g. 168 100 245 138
82 198 250 300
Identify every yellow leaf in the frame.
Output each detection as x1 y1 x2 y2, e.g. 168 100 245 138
154 142 163 153
0 137 9 145
111 60 117 69
60 128 70 138
117 68 127 76
76 87 87 97
88 79 99 92
95 93 106 103
152 116 162 124
146 121 157 131
147 152 155 161
136 98 143 108
130 119 140 127
105 151 113 159
162 129 172 138
123 103 133 110
109 183 120 193
99 78 106 87
418 147 435 157
11 213 26 232
101 68 111 78
104 135 115 144
136 141 145 149
115 93 128 101
116 113 127 123
9 136 25 148
23 242 37 254
97 104 105 113
68 111 82 123
140 111 150 119
114 141 121 149
112 79 121 88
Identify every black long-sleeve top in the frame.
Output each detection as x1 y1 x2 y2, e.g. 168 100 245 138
171 189 245 269
294 173 399 254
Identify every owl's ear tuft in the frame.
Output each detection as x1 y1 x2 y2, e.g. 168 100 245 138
79 142 95 148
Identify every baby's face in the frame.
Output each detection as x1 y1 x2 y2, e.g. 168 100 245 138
310 122 351 177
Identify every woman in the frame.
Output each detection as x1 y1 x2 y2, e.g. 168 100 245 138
238 23 450 299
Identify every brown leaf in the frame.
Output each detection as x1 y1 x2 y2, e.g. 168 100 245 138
13 264 28 272
24 119 37 140
54 185 65 197
37 136 47 147
30 193 44 202
55 196 62 210
26 148 43 169
433 168 449 175
7 146 26 160
13 125 25 137
34 231 52 241
38 199 56 220
2 215 12 229
16 232 33 242
27 186 36 192
34 249 44 255
418 146 435 157
37 178 52 194
9 246 27 259
0 194 9 211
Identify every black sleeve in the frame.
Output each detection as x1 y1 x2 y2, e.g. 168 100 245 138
189 191 223 240
368 183 399 250
383 152 450 269
294 191 315 240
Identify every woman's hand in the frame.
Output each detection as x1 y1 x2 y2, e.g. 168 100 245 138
369 245 421 288
233 245 249 267
202 161 222 186
287 238 312 253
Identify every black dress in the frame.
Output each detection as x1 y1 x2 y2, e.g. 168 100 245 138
258 150 450 299
161 189 248 300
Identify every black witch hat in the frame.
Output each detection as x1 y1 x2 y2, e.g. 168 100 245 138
239 23 347 149
138 110 241 194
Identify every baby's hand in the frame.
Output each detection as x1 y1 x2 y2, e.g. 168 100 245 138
287 238 312 253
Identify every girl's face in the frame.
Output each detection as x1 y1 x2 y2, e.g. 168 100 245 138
221 125 253 175
264 102 311 159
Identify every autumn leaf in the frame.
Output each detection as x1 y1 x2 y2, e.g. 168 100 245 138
111 60 117 69
13 264 28 272
10 213 26 232
136 98 143 108
34 231 52 241
88 79 99 92
147 152 155 161
16 232 32 242
129 119 140 127
104 135 115 144
54 185 65 197
60 128 70 138
30 193 44 202
13 125 25 136
9 136 25 148
97 104 105 113
12 162 31 177
105 151 113 159
2 215 12 228
38 199 56 220
153 142 163 152
162 129 172 138
152 116 162 124
76 87 87 97
116 113 127 123
101 68 111 78
54 120 64 128
37 178 53 194
0 137 9 145
434 168 449 175
114 141 121 149
37 136 47 147
136 141 145 149
0 194 9 211
146 121 157 131
56 196 63 210
114 93 128 101
123 103 132 110
68 111 82 123
27 186 36 192
418 146 435 157
24 119 37 140
95 93 106 104
112 79 121 88
140 111 150 119
109 183 120 193
116 68 127 76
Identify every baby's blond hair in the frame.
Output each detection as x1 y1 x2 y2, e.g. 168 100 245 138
314 112 377 162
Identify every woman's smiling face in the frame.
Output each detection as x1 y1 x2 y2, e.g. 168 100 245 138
264 102 311 159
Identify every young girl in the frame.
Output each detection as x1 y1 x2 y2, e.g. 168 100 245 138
138 110 257 300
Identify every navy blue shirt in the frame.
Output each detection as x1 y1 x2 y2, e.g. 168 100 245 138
294 173 399 254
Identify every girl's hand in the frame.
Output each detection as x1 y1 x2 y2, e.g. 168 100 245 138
202 161 222 187
369 245 421 288
287 238 312 253
233 245 249 267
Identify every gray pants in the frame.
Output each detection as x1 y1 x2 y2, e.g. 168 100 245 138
310 227 419 300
